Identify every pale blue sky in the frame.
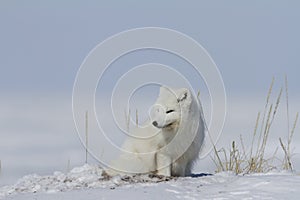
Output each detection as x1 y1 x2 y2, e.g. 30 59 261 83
0 0 299 96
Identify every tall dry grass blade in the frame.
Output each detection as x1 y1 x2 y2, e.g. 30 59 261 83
231 141 242 174
285 75 290 140
258 88 282 168
250 112 260 158
197 90 225 172
279 137 292 170
218 148 231 171
280 112 299 170
85 111 88 164
231 141 237 173
219 148 228 170
135 109 139 127
258 104 273 170
213 146 225 172
210 155 221 173
269 88 282 126
124 109 131 132
288 112 299 152
247 158 256 173
256 77 274 156
258 88 282 170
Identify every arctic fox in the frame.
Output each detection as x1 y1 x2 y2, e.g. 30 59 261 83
109 86 205 177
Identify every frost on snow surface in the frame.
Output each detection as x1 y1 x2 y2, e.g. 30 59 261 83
1 165 300 200
0 164 106 197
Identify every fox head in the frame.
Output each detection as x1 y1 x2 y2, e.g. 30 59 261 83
150 86 192 130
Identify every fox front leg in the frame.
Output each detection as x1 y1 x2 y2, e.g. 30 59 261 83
156 153 172 176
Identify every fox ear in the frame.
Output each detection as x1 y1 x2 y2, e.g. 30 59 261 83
177 88 189 102
159 86 170 95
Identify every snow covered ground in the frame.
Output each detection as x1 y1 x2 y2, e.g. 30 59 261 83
1 95 299 200
1 164 300 200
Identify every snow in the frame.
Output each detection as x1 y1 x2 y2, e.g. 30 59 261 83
1 165 300 200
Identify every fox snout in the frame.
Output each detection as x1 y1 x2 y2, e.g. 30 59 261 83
150 105 165 128
152 119 166 128
152 121 158 127
150 105 180 129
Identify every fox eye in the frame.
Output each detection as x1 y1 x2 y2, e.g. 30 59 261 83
166 109 175 114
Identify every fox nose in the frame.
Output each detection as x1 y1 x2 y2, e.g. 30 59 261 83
152 121 158 127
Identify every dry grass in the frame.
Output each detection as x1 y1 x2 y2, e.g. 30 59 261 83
85 111 89 164
136 109 139 127
211 77 298 174
279 75 299 170
278 76 299 170
124 109 131 132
